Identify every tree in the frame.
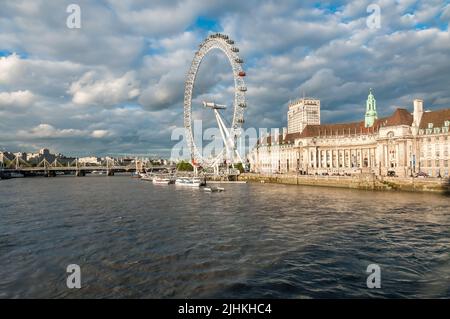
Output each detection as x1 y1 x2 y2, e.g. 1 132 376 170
235 162 245 173
177 161 194 171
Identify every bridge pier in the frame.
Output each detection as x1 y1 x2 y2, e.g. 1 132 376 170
76 170 85 177
46 171 56 177
107 170 114 176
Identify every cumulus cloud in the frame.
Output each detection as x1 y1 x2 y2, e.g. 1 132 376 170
91 130 111 138
0 1 449 156
16 124 112 140
0 90 35 108
69 71 140 107
17 124 87 139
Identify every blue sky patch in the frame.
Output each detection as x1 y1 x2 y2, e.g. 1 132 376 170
0 50 28 58
188 16 221 32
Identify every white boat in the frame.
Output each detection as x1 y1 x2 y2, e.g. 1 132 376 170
204 186 225 192
140 173 153 181
175 177 206 187
152 177 171 185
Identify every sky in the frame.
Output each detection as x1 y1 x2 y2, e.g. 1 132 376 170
0 0 449 157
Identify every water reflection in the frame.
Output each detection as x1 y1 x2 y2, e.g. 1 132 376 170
0 176 449 298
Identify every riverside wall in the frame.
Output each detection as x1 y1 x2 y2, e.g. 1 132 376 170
239 173 450 194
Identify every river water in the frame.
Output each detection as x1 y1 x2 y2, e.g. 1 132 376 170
0 176 449 298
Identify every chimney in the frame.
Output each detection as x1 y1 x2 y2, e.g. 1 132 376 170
413 99 423 127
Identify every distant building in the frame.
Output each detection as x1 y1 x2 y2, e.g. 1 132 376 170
26 148 56 164
287 98 320 134
249 90 450 178
78 156 100 165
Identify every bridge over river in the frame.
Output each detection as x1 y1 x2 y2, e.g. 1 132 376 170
0 157 174 177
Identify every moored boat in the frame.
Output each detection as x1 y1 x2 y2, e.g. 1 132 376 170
175 177 205 187
141 173 153 181
152 177 171 185
204 186 225 192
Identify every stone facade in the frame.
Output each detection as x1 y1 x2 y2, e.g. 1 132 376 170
287 98 320 134
248 93 450 178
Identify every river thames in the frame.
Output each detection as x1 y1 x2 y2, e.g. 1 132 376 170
0 176 449 298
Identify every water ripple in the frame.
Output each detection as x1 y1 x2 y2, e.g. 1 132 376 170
0 177 449 298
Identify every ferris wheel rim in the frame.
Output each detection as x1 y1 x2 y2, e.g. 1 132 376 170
183 33 246 167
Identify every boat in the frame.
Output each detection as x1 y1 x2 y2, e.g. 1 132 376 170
91 170 105 175
131 172 141 178
175 178 204 187
176 176 207 187
204 186 225 192
141 173 153 181
152 177 171 185
9 172 24 178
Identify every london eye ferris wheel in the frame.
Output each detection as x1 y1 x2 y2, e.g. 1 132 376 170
183 33 247 172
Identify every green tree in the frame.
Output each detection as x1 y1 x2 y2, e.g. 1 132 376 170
177 161 194 171
235 162 245 173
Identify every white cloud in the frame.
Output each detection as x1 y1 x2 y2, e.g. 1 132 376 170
0 90 35 108
16 124 112 140
69 71 140 106
17 124 87 139
1 1 449 156
91 130 111 138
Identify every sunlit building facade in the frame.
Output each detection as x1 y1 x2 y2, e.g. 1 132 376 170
248 92 450 178
287 98 320 134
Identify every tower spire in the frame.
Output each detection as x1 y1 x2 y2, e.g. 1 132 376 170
364 88 378 128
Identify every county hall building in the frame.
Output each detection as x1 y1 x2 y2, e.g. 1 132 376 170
248 90 450 178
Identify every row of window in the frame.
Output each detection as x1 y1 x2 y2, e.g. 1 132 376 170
419 127 450 135
421 135 449 142
421 160 450 168
421 151 450 158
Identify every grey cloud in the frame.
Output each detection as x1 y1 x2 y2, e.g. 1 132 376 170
1 0 449 157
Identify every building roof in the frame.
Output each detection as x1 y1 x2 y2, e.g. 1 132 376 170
298 108 413 138
419 109 450 129
377 108 413 127
256 107 449 147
